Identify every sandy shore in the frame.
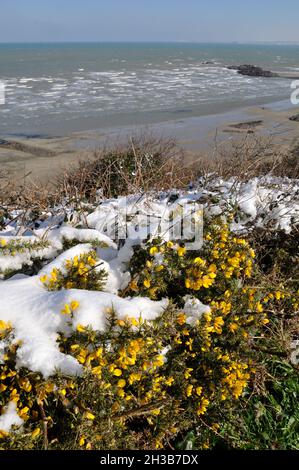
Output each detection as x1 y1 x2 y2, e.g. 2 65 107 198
1 99 299 184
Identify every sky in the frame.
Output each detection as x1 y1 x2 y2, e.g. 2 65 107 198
0 0 298 43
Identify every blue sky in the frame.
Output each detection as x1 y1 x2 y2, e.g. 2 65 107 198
0 0 298 43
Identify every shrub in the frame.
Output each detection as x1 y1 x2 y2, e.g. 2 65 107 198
40 251 108 291
1 216 297 450
57 134 194 201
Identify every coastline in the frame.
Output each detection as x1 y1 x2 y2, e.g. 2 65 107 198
1 98 299 184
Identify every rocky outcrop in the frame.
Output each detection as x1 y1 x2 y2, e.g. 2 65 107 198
227 64 278 78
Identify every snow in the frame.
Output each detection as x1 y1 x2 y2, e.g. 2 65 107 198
44 225 117 250
0 275 167 377
183 296 211 326
0 175 298 378
0 402 23 433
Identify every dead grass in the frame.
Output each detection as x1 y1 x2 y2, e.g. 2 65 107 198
56 133 196 201
0 132 298 214
193 133 299 181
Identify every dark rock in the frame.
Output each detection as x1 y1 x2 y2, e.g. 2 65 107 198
229 120 263 130
227 64 278 78
289 114 299 122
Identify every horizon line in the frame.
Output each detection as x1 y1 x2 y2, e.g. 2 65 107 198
0 40 299 45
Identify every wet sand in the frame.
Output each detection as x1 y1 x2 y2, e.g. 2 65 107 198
1 99 299 184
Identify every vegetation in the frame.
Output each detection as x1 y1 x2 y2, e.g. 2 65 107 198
0 135 298 450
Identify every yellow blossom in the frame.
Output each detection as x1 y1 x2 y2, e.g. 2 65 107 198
31 428 41 439
117 379 126 388
70 300 80 311
176 313 186 325
149 246 158 256
61 304 71 315
76 324 86 333
177 247 186 257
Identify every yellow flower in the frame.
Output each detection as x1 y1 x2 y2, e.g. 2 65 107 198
184 368 193 379
176 313 186 325
275 291 282 300
117 379 126 388
113 368 122 377
0 320 10 331
40 275 48 284
202 276 214 288
149 246 159 256
256 302 263 313
186 384 193 397
197 398 209 416
156 265 164 272
84 411 95 421
19 378 32 392
70 300 80 311
87 255 96 266
211 423 220 432
127 317 139 327
19 406 29 420
76 324 86 333
165 377 174 386
208 263 217 273
229 323 238 333
31 428 41 439
61 304 71 315
129 280 139 292
177 246 186 257
92 366 102 376
128 373 142 384
143 279 151 288
79 436 86 447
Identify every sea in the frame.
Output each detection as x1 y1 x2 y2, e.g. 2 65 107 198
0 42 298 136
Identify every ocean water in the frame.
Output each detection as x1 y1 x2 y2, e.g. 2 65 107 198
0 42 298 136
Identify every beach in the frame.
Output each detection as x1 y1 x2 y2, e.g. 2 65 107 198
1 98 299 183
1 42 299 182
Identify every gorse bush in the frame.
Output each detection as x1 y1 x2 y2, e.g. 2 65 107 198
0 302 255 450
40 251 108 292
0 215 298 450
0 237 51 278
126 217 256 301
